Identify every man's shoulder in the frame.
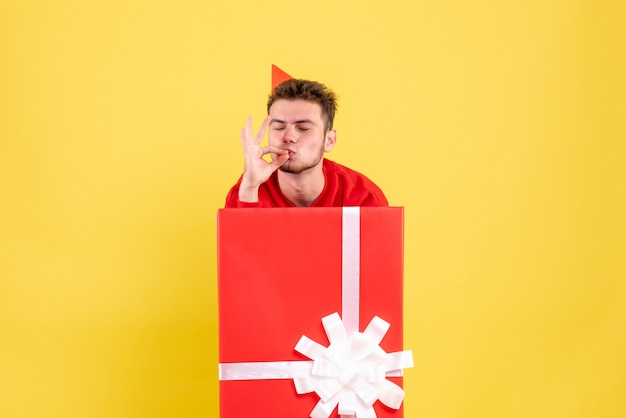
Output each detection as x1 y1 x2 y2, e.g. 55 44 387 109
322 159 388 206
323 158 377 183
323 158 364 176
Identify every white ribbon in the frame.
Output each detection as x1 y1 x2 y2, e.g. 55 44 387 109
219 207 414 417
219 360 313 381
342 207 360 335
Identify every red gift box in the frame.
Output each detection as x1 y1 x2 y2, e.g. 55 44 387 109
217 207 411 417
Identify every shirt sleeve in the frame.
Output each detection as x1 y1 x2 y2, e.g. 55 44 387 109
234 200 262 208
225 191 263 208
224 178 264 208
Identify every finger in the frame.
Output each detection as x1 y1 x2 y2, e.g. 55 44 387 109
259 145 287 155
240 127 246 147
254 115 271 145
268 152 289 171
246 116 252 141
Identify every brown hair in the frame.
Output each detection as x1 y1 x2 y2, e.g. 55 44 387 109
267 79 338 131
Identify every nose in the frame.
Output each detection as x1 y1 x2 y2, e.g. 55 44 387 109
282 126 297 143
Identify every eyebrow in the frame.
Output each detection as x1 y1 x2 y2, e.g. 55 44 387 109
270 118 316 125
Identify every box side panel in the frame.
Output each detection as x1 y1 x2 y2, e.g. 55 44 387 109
218 208 343 363
360 207 404 353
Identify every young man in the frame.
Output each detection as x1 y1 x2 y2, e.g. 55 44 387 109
225 79 388 208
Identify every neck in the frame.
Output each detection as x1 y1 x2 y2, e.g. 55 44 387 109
278 164 325 207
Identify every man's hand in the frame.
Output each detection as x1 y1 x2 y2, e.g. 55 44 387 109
238 116 289 202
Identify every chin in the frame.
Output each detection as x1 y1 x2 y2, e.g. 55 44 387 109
279 154 323 175
279 162 311 175
279 165 302 174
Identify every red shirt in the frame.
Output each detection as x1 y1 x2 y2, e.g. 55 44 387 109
225 159 388 208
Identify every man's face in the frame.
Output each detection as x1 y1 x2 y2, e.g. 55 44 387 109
268 99 336 174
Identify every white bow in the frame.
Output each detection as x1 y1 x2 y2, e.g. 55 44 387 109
294 312 414 418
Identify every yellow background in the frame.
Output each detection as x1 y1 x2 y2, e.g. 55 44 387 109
1 1 624 417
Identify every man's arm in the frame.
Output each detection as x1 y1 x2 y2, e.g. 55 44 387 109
224 177 264 208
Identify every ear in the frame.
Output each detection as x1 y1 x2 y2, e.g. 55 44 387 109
324 129 337 152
